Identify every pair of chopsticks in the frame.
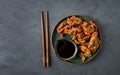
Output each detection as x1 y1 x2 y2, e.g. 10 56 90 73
40 11 49 67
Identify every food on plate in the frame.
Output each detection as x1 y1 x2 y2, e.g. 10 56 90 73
57 16 101 63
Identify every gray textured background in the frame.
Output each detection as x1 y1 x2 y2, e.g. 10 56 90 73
0 0 120 75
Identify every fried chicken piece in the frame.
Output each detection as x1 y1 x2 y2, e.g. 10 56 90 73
77 32 85 39
62 25 72 34
67 16 76 25
67 18 73 25
57 21 67 33
89 20 98 32
72 34 80 44
80 45 90 52
88 32 100 53
79 45 92 62
80 53 86 63
84 50 91 57
67 16 82 26
82 21 97 35
82 22 88 27
70 16 77 21
72 17 82 25
80 50 91 63
72 32 85 44
79 35 91 43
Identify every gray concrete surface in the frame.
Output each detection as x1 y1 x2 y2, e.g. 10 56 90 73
0 0 120 75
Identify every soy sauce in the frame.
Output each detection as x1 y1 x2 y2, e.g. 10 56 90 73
57 40 75 58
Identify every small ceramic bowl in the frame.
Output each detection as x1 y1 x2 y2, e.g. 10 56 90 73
55 38 78 61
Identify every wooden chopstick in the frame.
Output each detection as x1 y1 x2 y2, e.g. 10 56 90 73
40 11 50 67
40 11 46 67
45 11 49 67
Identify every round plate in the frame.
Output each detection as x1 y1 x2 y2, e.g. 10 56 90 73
51 15 102 64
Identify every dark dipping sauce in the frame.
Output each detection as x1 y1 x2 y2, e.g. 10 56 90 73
57 40 75 58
